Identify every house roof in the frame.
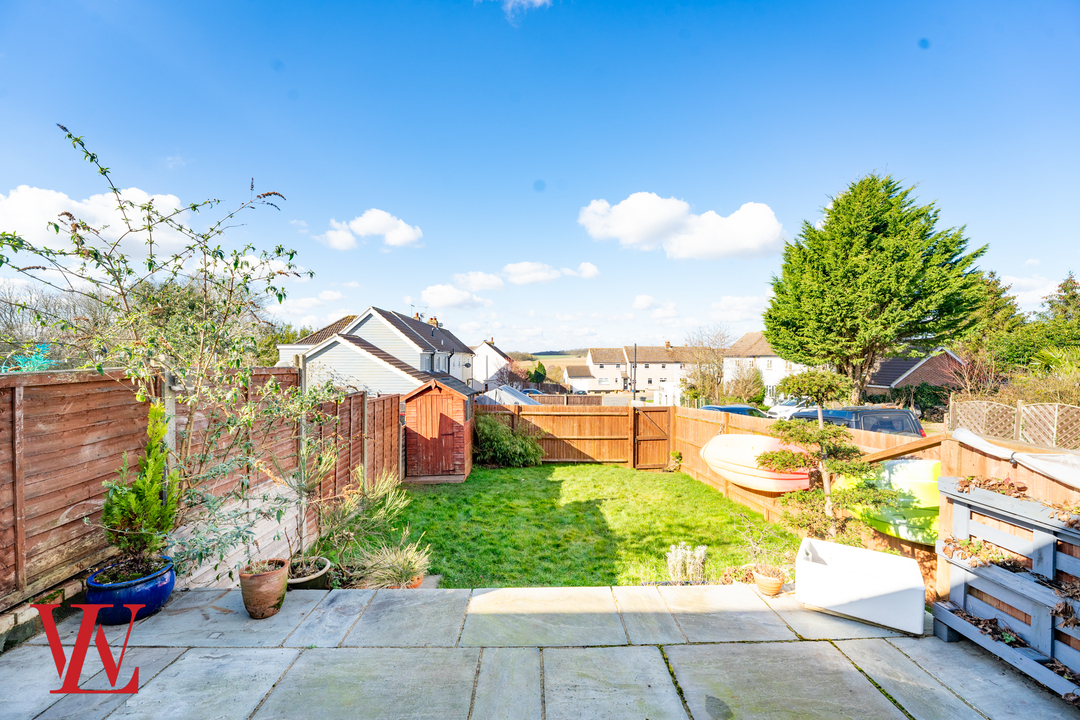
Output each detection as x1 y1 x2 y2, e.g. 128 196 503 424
725 332 776 358
589 348 626 364
471 340 512 362
296 315 358 345
866 357 924 389
565 365 594 378
622 345 695 363
371 308 473 355
337 336 431 382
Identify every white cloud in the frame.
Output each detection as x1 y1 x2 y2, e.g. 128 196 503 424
348 209 423 247
459 321 482 333
650 302 679 319
453 270 505 291
165 154 187 169
709 295 770 323
316 209 423 250
485 0 551 21
1024 258 1040 266
578 192 784 259
1003 274 1058 311
318 290 344 301
503 261 563 285
518 326 544 338
632 294 656 310
421 284 493 309
326 310 354 323
502 261 599 285
321 219 357 250
290 219 309 234
556 312 584 322
0 185 189 254
343 280 359 288
561 261 600 279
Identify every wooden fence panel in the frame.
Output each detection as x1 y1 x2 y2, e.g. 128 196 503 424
365 394 401 483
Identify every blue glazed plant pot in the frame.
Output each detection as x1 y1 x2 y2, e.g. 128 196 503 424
85 556 176 625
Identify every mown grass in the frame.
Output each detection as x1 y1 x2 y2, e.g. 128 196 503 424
400 464 799 588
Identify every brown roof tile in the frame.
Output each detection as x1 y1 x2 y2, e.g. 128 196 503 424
297 315 358 345
565 365 594 378
589 348 626 364
725 332 775 358
622 345 695 363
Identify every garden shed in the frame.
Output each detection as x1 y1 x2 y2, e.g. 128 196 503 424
403 377 480 483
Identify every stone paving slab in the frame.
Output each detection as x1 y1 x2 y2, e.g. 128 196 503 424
836 639 984 720
612 586 685 645
105 647 298 720
762 592 903 640
459 587 627 647
666 641 909 719
888 635 1078 719
0 644 83 720
36 647 187 720
543 646 688 720
283 589 374 648
126 589 327 647
658 584 797 642
26 608 141 648
251 647 480 720
342 589 471 647
471 647 542 720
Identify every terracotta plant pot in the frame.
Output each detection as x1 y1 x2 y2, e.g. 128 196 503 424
288 557 332 591
401 574 423 589
752 565 785 596
239 559 288 619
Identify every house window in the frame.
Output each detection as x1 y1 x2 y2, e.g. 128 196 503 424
766 359 773 370
598 377 610 385
599 363 604 368
644 363 650 368
615 363 620 369
661 364 666 368
660 377 667 383
647 378 653 385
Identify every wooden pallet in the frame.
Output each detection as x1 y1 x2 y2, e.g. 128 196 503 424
934 476 1080 697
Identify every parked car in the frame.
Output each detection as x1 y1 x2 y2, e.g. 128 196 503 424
573 390 587 395
700 404 769 418
767 397 808 420
520 388 543 396
789 406 925 437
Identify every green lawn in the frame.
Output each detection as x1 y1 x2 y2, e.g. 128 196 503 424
400 464 799 588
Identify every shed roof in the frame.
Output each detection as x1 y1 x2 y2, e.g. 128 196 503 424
725 332 776 358
403 376 481 401
297 315 358 345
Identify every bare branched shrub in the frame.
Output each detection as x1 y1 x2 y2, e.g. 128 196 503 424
666 541 707 583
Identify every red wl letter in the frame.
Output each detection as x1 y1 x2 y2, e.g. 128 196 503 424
33 603 142 694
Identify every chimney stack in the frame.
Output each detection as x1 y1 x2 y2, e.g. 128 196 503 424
665 340 671 349
428 316 439 326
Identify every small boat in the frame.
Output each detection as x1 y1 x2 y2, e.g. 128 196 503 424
796 537 926 634
833 459 941 545
699 433 811 492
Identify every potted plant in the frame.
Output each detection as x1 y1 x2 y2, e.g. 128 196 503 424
238 557 290 618
266 438 338 591
86 404 180 625
356 534 431 589
751 564 786 596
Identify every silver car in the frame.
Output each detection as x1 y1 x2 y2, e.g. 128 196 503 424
766 397 808 420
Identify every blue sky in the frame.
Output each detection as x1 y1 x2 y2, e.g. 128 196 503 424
1 0 1078 351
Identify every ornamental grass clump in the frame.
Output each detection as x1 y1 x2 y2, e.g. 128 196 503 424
666 541 707 584
473 413 543 468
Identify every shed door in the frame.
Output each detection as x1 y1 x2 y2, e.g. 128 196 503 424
414 392 456 476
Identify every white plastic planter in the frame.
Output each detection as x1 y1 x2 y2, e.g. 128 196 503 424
795 538 925 634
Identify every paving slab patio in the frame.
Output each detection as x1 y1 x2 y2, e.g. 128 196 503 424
658 584 797 642
251 648 480 720
665 641 909 719
543 646 688 720
458 587 627 647
762 591 903 640
341 588 470 647
5 585 1078 719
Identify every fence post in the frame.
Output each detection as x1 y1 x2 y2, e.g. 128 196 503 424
512 404 521 432
627 405 635 467
12 386 25 591
948 395 955 431
1014 400 1023 442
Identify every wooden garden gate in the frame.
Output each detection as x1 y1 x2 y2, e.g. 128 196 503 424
633 407 671 469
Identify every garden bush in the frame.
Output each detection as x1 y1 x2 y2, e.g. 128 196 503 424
473 414 543 468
